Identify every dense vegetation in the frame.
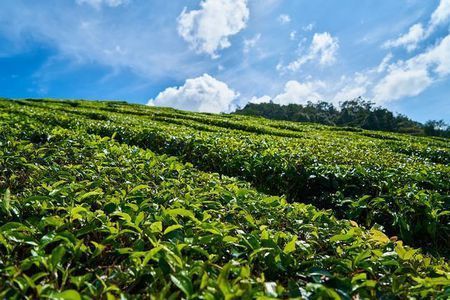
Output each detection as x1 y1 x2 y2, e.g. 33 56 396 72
6 98 448 252
235 98 450 137
0 98 449 299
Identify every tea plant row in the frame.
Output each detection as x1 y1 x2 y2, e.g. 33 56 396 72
0 107 449 298
4 99 448 255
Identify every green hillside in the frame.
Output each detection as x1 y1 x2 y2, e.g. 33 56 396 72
0 98 449 299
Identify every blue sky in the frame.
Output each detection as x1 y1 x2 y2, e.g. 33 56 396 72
0 0 449 122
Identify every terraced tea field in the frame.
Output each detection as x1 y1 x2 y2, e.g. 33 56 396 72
0 98 449 299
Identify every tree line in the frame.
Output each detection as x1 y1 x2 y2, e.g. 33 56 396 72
234 97 450 138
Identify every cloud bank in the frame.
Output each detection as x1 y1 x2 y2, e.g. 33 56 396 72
374 34 450 102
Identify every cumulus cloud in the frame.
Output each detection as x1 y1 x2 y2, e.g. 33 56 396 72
332 73 369 103
383 23 425 52
244 81 325 106
148 74 238 113
374 34 450 102
268 80 324 105
310 32 339 65
252 76 371 107
333 33 450 105
371 0 450 102
333 86 367 104
373 67 432 103
270 1 450 106
249 95 271 104
76 0 127 9
177 0 249 58
280 32 339 72
278 14 291 24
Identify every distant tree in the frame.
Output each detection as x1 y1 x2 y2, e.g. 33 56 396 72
424 120 449 137
233 97 446 137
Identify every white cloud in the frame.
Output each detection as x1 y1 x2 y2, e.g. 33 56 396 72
148 74 238 113
284 32 339 72
430 0 450 29
245 34 450 108
249 95 271 104
329 33 450 106
372 0 450 103
333 86 367 103
382 0 450 52
278 14 291 24
271 80 325 105
243 33 261 54
244 81 324 106
383 23 425 52
373 34 450 103
177 0 249 58
311 32 339 65
329 73 371 104
373 67 432 103
421 34 450 76
76 0 127 9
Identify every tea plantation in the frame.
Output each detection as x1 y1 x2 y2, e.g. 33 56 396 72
0 98 449 299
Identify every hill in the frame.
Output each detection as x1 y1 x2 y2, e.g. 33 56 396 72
234 98 450 138
0 98 449 299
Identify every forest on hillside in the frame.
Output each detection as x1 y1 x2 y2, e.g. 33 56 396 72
235 97 450 138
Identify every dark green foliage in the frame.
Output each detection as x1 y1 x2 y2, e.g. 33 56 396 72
424 120 450 137
235 97 450 137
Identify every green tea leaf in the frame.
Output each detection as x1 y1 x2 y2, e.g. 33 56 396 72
150 221 163 233
53 289 81 300
283 236 297 254
170 274 193 298
164 224 183 235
